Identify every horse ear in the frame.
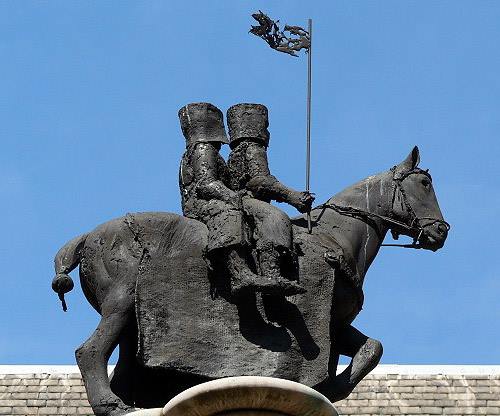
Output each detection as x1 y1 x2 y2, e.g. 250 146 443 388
396 146 420 173
411 146 420 168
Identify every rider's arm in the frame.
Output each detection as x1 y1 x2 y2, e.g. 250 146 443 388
192 143 238 204
245 142 312 212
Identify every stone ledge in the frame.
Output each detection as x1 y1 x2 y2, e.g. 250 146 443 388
2 364 499 375
1 366 500 416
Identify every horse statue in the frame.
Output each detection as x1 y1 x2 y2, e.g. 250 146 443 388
51 147 449 416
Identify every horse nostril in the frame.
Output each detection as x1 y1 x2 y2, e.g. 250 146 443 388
437 223 447 235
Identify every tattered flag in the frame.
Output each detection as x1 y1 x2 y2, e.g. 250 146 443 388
250 10 310 57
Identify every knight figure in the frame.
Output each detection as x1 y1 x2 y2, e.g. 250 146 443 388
227 103 315 295
178 102 306 297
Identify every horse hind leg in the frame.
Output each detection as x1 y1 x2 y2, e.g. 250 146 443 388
110 320 138 407
76 285 136 416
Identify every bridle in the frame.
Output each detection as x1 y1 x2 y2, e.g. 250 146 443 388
314 166 450 249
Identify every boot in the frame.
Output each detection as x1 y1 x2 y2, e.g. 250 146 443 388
258 245 306 296
226 248 302 298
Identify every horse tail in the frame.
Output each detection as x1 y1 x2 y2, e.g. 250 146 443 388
52 233 87 312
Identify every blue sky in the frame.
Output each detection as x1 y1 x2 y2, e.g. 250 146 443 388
1 1 499 364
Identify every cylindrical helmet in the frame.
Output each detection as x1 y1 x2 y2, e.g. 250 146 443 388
178 102 229 146
227 103 270 149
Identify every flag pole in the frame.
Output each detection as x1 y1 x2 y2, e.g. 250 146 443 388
249 12 313 232
306 18 313 233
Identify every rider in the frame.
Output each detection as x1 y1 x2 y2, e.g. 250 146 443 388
178 102 300 297
227 103 314 293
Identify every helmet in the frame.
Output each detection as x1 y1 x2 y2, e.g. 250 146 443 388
178 103 229 146
227 103 270 148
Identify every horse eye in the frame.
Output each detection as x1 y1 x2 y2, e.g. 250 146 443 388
421 179 430 187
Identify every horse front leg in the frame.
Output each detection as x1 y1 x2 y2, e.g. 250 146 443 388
315 324 382 402
76 289 136 416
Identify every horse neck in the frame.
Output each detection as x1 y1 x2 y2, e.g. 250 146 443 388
313 170 393 278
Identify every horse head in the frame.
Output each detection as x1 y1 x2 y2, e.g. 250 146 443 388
388 146 449 251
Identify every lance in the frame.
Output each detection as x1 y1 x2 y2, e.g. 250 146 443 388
305 18 312 233
250 11 314 233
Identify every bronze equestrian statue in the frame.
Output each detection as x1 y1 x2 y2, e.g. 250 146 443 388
52 111 448 415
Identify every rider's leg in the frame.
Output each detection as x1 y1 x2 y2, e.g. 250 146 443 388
257 242 282 278
242 198 306 295
224 246 302 297
242 198 293 247
225 246 264 295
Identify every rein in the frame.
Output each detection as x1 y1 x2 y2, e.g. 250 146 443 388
315 167 450 250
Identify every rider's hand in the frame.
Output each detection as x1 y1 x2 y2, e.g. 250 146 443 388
294 191 315 213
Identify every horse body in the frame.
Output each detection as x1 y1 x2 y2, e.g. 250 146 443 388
53 148 448 416
77 213 206 314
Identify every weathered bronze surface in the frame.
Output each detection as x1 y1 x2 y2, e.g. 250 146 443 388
52 103 448 416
